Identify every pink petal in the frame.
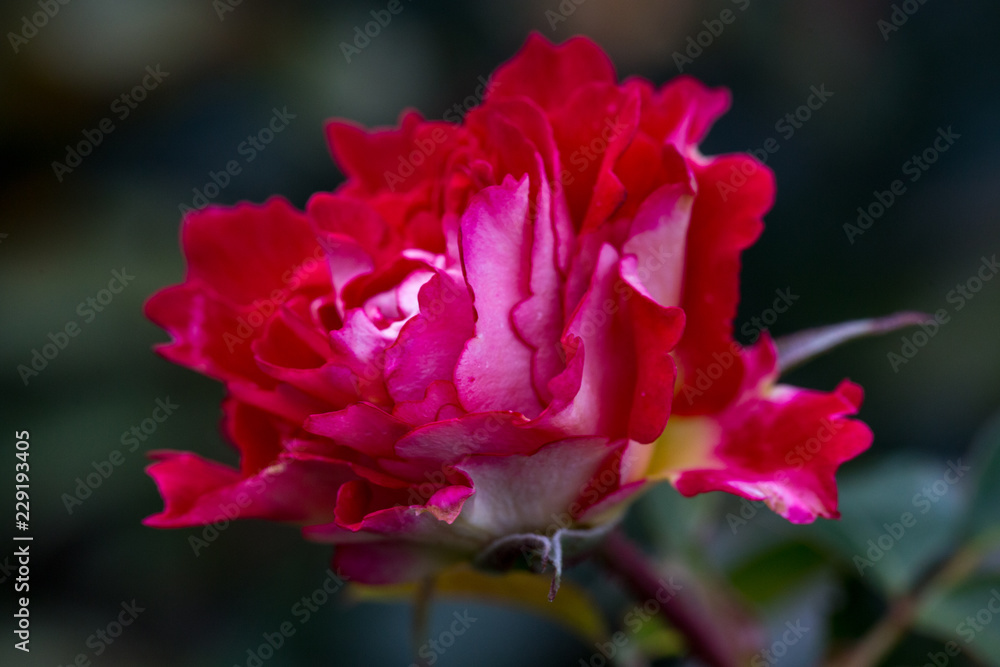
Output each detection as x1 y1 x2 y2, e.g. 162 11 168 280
668 339 873 522
143 451 351 528
304 403 410 460
392 380 465 425
621 183 694 308
384 271 475 402
538 244 684 442
394 412 552 460
454 176 543 417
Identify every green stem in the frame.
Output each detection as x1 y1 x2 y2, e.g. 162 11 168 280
596 529 740 667
827 594 918 667
410 575 435 667
828 538 996 667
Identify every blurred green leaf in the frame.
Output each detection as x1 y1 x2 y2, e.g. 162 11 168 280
351 566 609 645
801 458 966 596
962 414 1000 545
728 541 829 605
632 614 684 660
636 482 721 557
915 575 1000 666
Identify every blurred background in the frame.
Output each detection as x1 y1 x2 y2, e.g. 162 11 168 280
2 0 999 665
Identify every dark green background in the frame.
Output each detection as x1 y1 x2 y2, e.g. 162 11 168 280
3 0 999 665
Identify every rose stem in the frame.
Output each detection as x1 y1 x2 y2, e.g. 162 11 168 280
595 529 738 667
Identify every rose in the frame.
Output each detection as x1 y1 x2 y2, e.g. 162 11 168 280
143 34 871 585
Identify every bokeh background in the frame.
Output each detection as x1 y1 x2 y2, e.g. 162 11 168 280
3 0 999 665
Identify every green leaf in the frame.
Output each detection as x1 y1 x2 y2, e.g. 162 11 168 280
800 457 966 596
350 566 609 645
915 574 1000 666
728 541 829 605
635 482 721 557
632 614 684 659
962 413 1000 545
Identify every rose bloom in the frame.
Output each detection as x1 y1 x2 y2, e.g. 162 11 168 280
145 34 870 584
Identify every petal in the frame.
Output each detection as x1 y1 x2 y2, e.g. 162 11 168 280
674 154 774 415
648 338 872 523
394 412 552 460
453 437 617 536
181 197 327 307
143 451 352 528
325 111 464 196
621 182 694 308
487 33 617 114
304 403 410 460
631 75 732 150
538 244 684 442
619 256 685 443
221 398 286 477
511 167 569 404
252 302 364 408
145 282 270 384
454 175 543 417
550 83 640 230
384 271 475 403
391 380 466 425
